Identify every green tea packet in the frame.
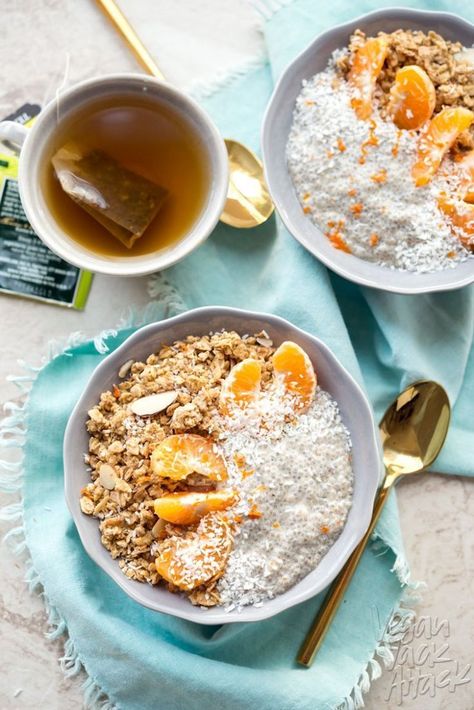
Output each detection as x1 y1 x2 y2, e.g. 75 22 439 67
0 104 93 309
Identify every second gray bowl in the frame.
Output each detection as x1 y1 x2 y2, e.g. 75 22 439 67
262 7 474 294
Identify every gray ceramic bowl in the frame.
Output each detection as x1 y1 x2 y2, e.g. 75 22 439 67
262 8 474 294
64 307 382 623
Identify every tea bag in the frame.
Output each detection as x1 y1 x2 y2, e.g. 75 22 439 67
51 143 167 248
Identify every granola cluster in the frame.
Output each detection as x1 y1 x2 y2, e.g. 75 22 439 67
338 28 474 152
80 330 274 603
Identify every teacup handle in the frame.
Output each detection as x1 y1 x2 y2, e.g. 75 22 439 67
0 121 28 149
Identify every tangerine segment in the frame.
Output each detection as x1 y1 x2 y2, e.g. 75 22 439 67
348 37 389 120
155 513 233 591
150 434 227 482
272 341 317 412
457 150 474 204
220 358 262 413
154 489 237 526
388 65 436 130
412 107 474 186
438 194 474 250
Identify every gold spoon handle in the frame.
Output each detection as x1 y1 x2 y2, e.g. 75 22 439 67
297 480 393 667
95 0 165 80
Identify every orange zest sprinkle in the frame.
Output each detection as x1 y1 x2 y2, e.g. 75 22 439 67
337 137 346 152
392 129 402 157
447 251 456 258
305 99 315 106
320 525 330 535
359 119 379 164
350 202 364 216
326 150 335 158
254 484 268 493
370 168 387 184
242 468 255 479
248 504 263 519
347 188 357 197
112 384 120 398
234 514 243 524
326 228 352 253
233 452 247 468
302 192 311 201
370 233 379 246
272 521 281 529
303 205 312 214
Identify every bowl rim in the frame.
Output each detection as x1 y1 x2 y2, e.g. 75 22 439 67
63 305 381 623
18 73 229 277
261 6 474 295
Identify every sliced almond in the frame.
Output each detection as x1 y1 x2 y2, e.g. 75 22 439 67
115 478 132 493
130 391 178 417
98 463 117 490
151 518 167 539
118 359 134 379
80 496 95 515
256 336 273 348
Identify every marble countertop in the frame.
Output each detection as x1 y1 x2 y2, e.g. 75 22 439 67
0 2 472 708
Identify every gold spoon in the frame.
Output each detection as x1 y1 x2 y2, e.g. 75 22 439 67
95 0 274 229
298 380 450 667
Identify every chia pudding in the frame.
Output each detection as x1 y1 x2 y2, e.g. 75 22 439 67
286 29 474 272
81 330 353 610
217 387 352 609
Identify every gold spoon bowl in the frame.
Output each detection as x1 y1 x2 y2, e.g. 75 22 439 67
298 380 451 667
221 139 274 228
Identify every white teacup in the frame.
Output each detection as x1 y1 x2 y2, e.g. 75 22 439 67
0 74 228 276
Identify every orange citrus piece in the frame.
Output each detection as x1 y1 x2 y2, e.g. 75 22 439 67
150 434 227 482
412 107 474 186
438 193 474 250
456 150 474 204
272 341 316 412
388 65 436 130
155 513 233 591
219 358 262 413
348 36 389 120
154 489 237 525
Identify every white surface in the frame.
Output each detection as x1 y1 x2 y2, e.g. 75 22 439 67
0 1 472 708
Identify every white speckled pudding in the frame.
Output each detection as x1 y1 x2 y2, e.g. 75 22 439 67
216 387 353 610
286 57 472 273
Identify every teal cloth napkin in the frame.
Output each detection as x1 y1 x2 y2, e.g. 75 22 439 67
8 1 474 709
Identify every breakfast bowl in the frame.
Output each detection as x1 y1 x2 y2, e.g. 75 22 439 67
262 8 474 294
64 306 382 623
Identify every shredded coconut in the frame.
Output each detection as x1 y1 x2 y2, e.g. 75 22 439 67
216 387 353 609
286 59 472 273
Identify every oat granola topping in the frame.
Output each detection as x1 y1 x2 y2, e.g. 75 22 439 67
83 330 275 597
